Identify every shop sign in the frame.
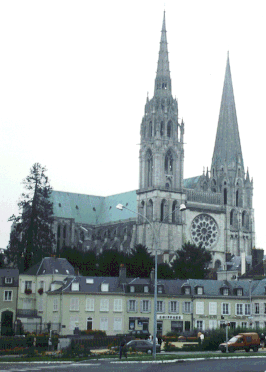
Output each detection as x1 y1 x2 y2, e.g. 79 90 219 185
157 314 183 320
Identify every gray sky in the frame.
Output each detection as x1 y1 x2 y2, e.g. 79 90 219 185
1 0 265 252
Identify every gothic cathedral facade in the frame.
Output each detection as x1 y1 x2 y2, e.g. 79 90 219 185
51 12 255 269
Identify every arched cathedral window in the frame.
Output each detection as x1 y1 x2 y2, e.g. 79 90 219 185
165 150 173 174
160 199 167 222
242 211 249 230
149 121 153 137
224 188 227 205
172 200 179 223
160 121 164 136
147 199 153 222
211 179 216 193
146 149 153 187
230 209 238 228
167 121 172 138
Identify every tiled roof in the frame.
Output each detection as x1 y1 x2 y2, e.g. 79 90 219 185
0 268 19 280
22 257 75 276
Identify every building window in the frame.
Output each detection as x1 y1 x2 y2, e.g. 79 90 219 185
25 281 32 291
113 317 122 332
245 304 251 315
70 298 79 311
183 302 191 314
142 300 149 312
100 299 109 312
38 298 43 312
114 299 122 312
237 288 243 296
196 320 203 330
157 301 164 313
129 319 135 330
101 283 109 292
165 150 173 174
196 302 204 315
169 301 178 313
4 290 12 301
130 286 135 293
242 322 247 328
223 288 229 296
236 304 243 315
222 303 229 315
87 317 93 330
146 150 153 187
197 287 203 295
128 300 136 312
86 298 94 312
5 277 13 284
255 321 260 329
184 287 191 295
71 283 79 291
53 298 58 312
158 286 163 294
100 318 108 331
144 286 149 293
209 302 217 315
255 303 260 314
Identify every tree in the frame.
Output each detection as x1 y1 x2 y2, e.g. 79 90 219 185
171 241 212 279
97 249 125 277
126 244 154 278
157 262 174 279
7 163 55 272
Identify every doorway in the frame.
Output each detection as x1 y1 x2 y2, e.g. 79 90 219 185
1 311 13 336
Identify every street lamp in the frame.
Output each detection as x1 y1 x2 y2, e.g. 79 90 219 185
116 202 186 359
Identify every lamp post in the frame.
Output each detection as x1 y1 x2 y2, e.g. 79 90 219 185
116 202 186 359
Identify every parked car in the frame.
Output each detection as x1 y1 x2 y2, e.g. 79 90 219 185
219 332 260 353
125 339 161 354
128 330 150 339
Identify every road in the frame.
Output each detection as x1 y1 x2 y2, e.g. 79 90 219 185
1 358 266 372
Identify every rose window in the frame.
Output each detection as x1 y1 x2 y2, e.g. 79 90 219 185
191 214 218 248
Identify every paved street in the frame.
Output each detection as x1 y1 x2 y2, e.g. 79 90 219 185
1 358 266 372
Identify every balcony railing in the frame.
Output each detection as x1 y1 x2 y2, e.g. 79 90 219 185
17 309 38 317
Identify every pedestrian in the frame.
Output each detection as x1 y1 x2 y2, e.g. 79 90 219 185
200 333 204 342
148 334 152 342
261 333 265 350
119 338 127 359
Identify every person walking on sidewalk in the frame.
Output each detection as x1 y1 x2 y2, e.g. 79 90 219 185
119 338 127 359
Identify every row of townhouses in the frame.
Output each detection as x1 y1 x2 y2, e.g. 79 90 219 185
1 257 266 336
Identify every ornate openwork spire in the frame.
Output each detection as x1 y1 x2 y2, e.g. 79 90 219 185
211 53 244 172
154 11 172 96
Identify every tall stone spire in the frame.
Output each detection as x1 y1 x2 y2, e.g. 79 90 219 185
154 11 172 96
211 53 244 172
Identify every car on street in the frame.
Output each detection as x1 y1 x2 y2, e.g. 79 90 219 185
125 339 161 354
128 330 150 339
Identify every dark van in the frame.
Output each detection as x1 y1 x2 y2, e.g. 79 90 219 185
219 332 260 353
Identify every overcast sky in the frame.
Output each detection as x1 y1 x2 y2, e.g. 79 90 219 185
1 0 265 252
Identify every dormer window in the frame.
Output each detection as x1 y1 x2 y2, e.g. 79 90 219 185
197 287 203 295
144 286 149 293
5 277 13 284
101 283 109 292
158 286 163 294
237 288 243 296
223 288 229 296
71 283 79 291
184 287 191 295
86 278 94 284
130 286 135 293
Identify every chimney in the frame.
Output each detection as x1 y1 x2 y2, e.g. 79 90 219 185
263 260 266 276
150 268 155 281
119 264 127 284
241 252 246 276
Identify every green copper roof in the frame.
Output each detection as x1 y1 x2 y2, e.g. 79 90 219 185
183 176 201 189
51 190 137 225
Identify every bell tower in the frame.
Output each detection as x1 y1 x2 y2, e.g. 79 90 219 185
136 12 186 253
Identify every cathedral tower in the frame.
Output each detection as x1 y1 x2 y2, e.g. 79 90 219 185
209 54 254 257
136 12 186 253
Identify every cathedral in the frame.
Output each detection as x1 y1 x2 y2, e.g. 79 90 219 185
51 13 255 269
